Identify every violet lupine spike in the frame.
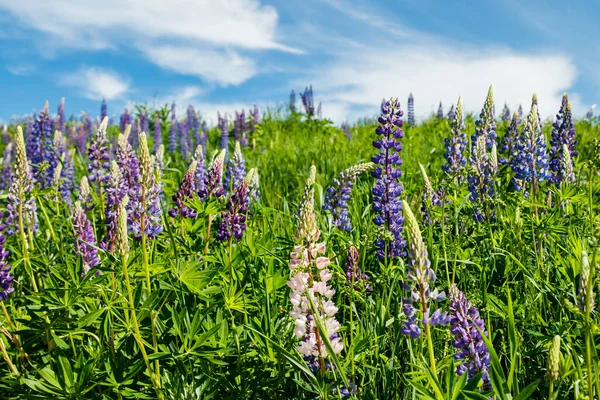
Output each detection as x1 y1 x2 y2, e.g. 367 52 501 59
517 105 523 125
56 97 65 133
345 246 371 291
46 130 65 189
193 111 201 148
442 97 467 176
74 124 87 155
153 115 162 152
27 101 54 188
129 133 163 240
0 143 13 191
119 108 130 134
192 145 206 194
446 104 455 121
59 149 75 204
550 94 578 186
179 121 190 160
400 200 449 339
290 89 296 113
199 149 226 200
473 86 497 150
341 122 352 140
407 93 415 127
168 102 177 153
219 113 229 157
169 160 198 219
449 284 490 386
100 98 107 120
301 86 315 117
101 161 126 253
436 101 444 119
217 168 255 242
419 163 443 226
372 98 406 259
6 127 38 236
83 113 94 144
87 117 111 184
501 103 511 122
323 162 374 231
234 109 248 146
73 201 100 277
511 104 550 195
224 141 246 194
116 126 143 235
499 112 519 165
130 120 139 149
0 212 14 301
468 135 495 222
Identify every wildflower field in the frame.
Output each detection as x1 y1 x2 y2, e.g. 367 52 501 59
0 87 599 399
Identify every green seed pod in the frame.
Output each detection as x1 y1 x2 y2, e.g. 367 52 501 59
579 250 595 313
547 335 560 382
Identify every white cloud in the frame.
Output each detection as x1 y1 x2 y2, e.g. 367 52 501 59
60 67 129 100
6 64 36 76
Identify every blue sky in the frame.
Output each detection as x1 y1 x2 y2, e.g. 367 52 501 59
0 0 598 125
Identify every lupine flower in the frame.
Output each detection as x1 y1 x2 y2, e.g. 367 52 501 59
290 89 296 112
168 102 177 153
219 113 229 156
468 135 495 221
56 97 65 133
341 122 352 140
116 126 141 212
501 103 511 122
419 163 443 226
301 86 315 117
73 201 100 277
224 141 246 193
179 121 190 160
78 176 93 209
436 101 444 119
2 124 8 144
102 161 126 253
489 144 498 175
288 165 343 370
153 115 162 152
6 127 38 235
400 200 449 339
323 162 373 231
249 169 260 204
169 160 198 219
372 98 405 259
511 104 550 194
446 103 455 121
250 105 261 130
27 101 54 188
499 112 519 165
233 110 246 143
119 108 131 134
74 124 87 155
130 119 140 149
0 143 13 191
100 98 107 120
115 195 130 258
59 149 75 204
547 335 561 382
192 145 206 194
517 105 523 125
129 133 163 240
200 120 208 149
83 113 94 144
217 169 255 242
155 144 165 181
586 104 596 121
448 284 490 386
345 246 371 291
473 86 497 150
407 93 415 127
87 117 111 184
550 94 577 186
199 149 226 200
0 213 14 301
192 111 201 149
579 249 595 313
46 130 65 191
442 97 467 176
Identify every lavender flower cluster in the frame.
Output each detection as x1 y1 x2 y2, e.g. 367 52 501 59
442 97 467 176
549 93 577 186
0 212 14 302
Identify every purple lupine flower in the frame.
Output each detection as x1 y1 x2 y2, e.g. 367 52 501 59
550 94 577 186
224 141 246 194
0 143 13 191
341 122 352 140
100 98 107 120
419 163 443 226
218 112 229 157
436 101 444 119
140 109 149 135
83 112 94 143
446 103 455 121
290 89 296 113
301 86 315 117
449 284 490 386
372 98 406 259
56 97 65 133
217 168 254 242
0 212 14 301
442 97 467 176
468 136 495 222
345 246 371 291
87 117 111 183
473 86 497 150
2 124 9 144
200 120 208 149
499 112 519 165
130 120 139 149
74 124 87 155
73 201 100 277
400 201 449 339
129 133 163 240
233 109 247 145
178 121 190 160
27 101 54 188
119 108 131 134
169 160 198 219
323 162 373 231
59 149 75 204
153 115 162 152
501 103 511 122
517 105 523 125
6 127 38 236
101 161 126 253
586 105 596 121
199 149 226 200
511 103 550 195
168 102 177 153
192 145 206 194
407 93 415 127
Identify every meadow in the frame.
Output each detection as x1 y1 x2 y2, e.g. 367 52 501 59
0 87 598 399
